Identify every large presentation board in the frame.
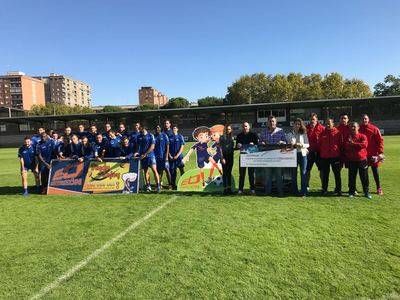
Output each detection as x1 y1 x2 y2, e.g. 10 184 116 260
47 158 140 195
240 146 297 168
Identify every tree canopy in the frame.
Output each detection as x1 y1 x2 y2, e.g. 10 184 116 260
374 75 400 96
162 97 190 109
102 105 127 113
225 72 372 105
30 103 94 116
197 96 224 107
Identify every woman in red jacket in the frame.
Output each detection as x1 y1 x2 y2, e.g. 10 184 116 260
359 114 384 195
344 122 371 199
319 118 342 196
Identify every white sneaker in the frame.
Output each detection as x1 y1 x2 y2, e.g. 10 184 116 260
250 189 256 195
237 190 243 195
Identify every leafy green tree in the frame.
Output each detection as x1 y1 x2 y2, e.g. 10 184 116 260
321 72 345 99
102 105 126 113
225 73 271 105
301 73 323 100
197 96 224 107
137 103 158 111
30 103 94 115
267 74 291 102
374 75 400 96
342 79 372 98
162 97 190 109
287 73 305 101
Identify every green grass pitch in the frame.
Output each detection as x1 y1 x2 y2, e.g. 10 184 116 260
0 137 399 298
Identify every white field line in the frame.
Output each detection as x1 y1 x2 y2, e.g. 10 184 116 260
30 196 177 300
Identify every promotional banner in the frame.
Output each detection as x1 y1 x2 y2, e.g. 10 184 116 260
179 124 233 192
240 146 297 168
47 158 140 195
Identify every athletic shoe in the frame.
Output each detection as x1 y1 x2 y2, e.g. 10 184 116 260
354 191 359 196
250 189 256 195
349 194 354 198
321 190 328 196
377 188 383 195
237 190 243 195
23 191 29 196
365 193 372 200
145 185 152 192
156 185 161 193
334 191 342 196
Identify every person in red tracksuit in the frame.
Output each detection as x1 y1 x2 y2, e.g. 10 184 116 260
305 113 325 190
360 114 384 195
344 122 371 199
319 118 342 196
336 113 351 165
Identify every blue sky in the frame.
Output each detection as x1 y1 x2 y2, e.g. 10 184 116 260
1 0 399 105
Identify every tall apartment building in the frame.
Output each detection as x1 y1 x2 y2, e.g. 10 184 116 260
138 87 168 107
37 73 92 107
0 72 45 110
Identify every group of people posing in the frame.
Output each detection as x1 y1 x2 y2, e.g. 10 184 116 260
18 113 384 198
18 120 185 195
233 113 384 198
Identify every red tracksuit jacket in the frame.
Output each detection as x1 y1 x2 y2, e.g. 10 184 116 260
319 127 342 159
359 123 384 166
344 133 368 162
306 122 325 152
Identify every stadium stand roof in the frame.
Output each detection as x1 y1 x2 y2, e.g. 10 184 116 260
0 96 399 124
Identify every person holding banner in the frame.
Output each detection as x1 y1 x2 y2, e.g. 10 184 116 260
154 125 172 189
94 133 108 161
135 126 161 193
236 122 259 194
319 118 343 196
220 125 235 194
260 116 287 197
168 125 185 190
344 122 371 199
18 137 40 195
359 114 384 195
287 118 309 197
120 136 135 161
36 130 55 194
81 136 94 162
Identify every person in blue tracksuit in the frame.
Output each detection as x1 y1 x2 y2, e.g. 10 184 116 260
120 137 135 161
135 125 160 192
154 125 172 188
67 134 83 160
168 125 185 189
106 130 122 158
129 122 141 152
80 136 94 162
18 137 40 195
36 131 56 194
94 133 108 161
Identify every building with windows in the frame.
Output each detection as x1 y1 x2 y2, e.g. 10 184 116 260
138 87 168 107
36 73 92 107
0 72 45 110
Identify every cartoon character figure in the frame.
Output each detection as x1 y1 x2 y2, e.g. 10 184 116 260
183 126 218 187
208 124 224 182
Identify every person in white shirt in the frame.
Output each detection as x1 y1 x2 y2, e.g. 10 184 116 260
287 118 309 197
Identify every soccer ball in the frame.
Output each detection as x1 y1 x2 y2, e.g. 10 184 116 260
213 175 223 187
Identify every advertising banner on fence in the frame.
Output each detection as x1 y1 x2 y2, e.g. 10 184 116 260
47 158 140 195
240 146 297 168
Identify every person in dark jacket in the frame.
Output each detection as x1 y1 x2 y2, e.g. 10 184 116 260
220 124 235 194
236 122 259 194
319 118 343 195
344 122 371 199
